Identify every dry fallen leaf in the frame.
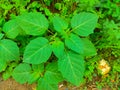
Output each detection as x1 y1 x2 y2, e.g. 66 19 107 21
98 59 111 75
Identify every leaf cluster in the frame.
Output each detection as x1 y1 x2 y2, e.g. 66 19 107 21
0 11 98 90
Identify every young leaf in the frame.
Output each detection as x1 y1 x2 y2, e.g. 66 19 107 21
16 12 49 36
0 39 20 61
2 67 12 80
3 62 18 80
12 63 32 84
81 38 97 56
23 37 52 64
28 64 44 84
44 8 52 16
3 19 20 39
58 51 85 86
0 60 7 72
37 77 58 90
53 16 68 32
65 33 84 54
44 62 64 84
71 12 98 36
0 33 4 39
37 62 63 90
52 39 65 58
2 70 11 80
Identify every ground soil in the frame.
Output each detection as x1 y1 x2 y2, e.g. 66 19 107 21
0 76 112 90
0 78 112 90
0 78 36 90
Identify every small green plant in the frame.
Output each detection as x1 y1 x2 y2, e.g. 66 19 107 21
0 12 98 90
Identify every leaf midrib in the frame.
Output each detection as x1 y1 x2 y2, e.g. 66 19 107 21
66 53 78 83
25 43 49 60
18 18 41 27
69 36 82 52
6 25 19 34
0 43 17 59
72 16 96 31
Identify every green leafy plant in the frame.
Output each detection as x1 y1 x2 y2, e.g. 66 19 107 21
1 12 98 90
1 0 120 89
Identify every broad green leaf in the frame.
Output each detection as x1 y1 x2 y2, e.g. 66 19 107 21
52 39 65 58
81 38 97 56
44 62 63 84
0 33 4 39
17 12 49 36
0 60 7 72
71 12 98 36
65 33 84 54
28 64 44 84
12 63 31 84
37 78 58 90
28 71 40 84
53 16 68 32
3 19 20 39
23 37 52 64
32 64 44 72
0 39 19 61
58 51 85 86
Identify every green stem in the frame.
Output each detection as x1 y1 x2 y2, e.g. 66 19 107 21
47 30 54 35
50 32 58 41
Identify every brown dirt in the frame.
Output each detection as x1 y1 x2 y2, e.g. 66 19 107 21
0 78 112 90
0 78 36 90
